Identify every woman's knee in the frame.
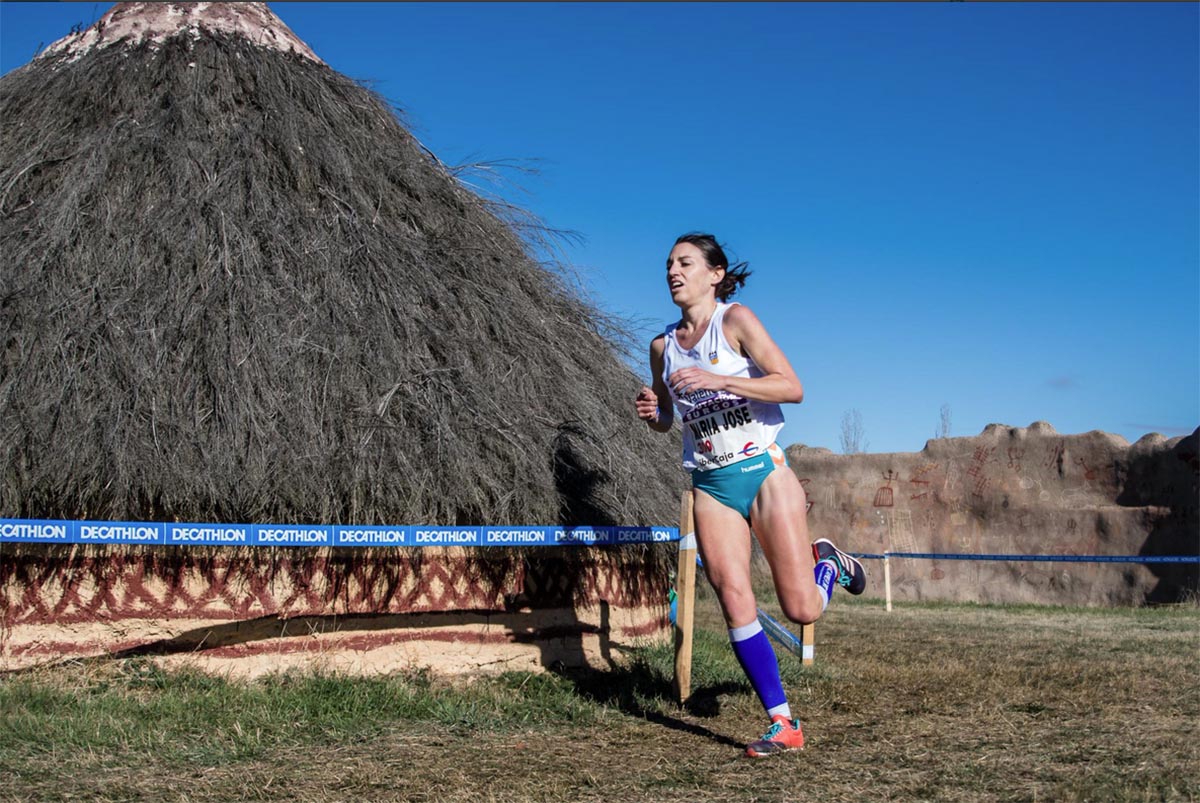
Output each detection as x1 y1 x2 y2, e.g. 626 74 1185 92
717 582 757 612
711 580 757 624
779 593 823 626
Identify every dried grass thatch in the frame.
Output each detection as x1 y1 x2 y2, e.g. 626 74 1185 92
0 24 682 530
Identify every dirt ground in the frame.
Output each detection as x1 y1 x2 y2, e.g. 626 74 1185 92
2 597 1196 803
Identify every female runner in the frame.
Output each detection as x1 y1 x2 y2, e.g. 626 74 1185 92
635 232 866 758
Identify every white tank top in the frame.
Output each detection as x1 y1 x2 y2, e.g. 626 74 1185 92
662 302 785 471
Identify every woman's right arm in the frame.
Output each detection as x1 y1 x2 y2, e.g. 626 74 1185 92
635 335 674 434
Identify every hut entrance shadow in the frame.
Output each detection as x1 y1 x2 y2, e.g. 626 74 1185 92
551 421 618 530
507 421 623 673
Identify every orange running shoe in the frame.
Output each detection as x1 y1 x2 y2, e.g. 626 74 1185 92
745 715 805 758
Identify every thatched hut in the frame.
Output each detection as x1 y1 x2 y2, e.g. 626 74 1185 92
0 2 682 675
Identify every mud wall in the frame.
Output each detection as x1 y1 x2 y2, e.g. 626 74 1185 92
787 423 1198 606
0 546 671 676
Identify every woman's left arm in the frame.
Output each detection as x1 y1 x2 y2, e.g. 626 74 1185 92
666 305 804 404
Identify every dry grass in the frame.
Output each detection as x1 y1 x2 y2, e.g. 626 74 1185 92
2 594 1196 803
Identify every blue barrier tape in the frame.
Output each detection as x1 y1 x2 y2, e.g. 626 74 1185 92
757 609 805 658
2 519 1189 562
0 519 679 548
852 551 1198 564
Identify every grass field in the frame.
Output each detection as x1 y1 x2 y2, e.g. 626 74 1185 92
2 590 1197 803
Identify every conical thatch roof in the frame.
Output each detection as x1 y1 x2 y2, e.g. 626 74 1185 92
0 2 682 527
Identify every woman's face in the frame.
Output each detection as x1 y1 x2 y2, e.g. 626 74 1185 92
666 242 724 307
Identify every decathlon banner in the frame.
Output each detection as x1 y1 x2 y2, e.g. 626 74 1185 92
0 519 679 547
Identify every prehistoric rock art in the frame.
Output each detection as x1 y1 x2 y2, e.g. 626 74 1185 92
788 423 1198 606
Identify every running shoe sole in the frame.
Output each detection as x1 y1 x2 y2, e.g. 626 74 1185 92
745 717 805 758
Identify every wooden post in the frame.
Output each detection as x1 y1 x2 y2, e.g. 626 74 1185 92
884 554 893 612
672 490 697 704
801 621 815 665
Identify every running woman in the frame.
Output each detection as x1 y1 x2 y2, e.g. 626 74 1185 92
635 232 866 758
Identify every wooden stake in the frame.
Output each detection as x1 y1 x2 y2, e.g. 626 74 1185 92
884 554 893 612
672 490 697 704
801 621 815 665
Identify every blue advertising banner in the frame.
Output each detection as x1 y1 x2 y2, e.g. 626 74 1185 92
166 523 253 546
7 519 1189 562
334 525 412 547
81 521 165 544
0 518 681 548
1 520 74 543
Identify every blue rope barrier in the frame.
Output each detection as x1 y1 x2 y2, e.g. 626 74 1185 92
852 551 1197 564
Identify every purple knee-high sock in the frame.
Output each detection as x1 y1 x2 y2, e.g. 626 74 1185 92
814 558 837 610
729 620 790 719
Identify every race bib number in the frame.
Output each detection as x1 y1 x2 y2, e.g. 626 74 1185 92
684 396 763 469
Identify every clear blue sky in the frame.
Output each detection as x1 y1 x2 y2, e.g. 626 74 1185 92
3 2 1197 454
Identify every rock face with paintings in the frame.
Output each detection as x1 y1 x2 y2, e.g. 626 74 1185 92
0 2 682 675
787 423 1199 606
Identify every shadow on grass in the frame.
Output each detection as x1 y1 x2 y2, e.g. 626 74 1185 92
549 651 745 750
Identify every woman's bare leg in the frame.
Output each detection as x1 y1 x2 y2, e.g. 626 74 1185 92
749 466 826 625
692 488 758 627
694 485 798 746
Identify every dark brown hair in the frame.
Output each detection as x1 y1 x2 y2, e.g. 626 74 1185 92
673 232 751 301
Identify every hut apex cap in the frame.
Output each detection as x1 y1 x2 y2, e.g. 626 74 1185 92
39 2 324 65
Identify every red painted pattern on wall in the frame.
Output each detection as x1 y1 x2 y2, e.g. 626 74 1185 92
2 549 666 628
